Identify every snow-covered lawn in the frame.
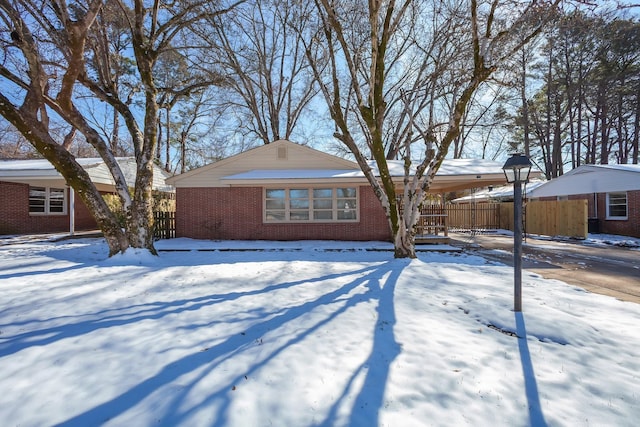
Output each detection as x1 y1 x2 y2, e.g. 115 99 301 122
0 237 638 427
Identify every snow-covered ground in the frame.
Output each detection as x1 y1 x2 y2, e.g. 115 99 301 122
0 237 638 426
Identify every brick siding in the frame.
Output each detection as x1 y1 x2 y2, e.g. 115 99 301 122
0 181 97 235
590 191 640 238
176 185 391 241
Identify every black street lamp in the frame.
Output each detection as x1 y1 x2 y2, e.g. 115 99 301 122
502 153 532 312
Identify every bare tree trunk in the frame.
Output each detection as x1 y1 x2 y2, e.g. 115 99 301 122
165 107 171 171
1 0 237 258
157 111 163 163
576 62 584 167
180 131 187 173
111 107 120 154
0 95 129 255
521 50 531 158
305 0 560 258
616 78 627 164
600 97 609 164
544 49 553 177
634 82 640 164
62 128 76 151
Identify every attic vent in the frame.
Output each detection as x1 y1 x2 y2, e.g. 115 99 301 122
277 146 288 160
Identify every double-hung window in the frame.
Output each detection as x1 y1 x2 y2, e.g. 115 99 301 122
29 187 67 215
265 187 358 222
606 192 627 220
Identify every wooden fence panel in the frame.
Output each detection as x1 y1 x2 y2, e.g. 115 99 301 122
153 211 176 240
446 205 470 230
526 200 587 239
446 203 501 231
500 203 514 231
526 201 556 236
447 200 587 238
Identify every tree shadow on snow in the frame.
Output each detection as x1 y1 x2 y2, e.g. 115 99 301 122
49 259 405 427
0 263 375 358
314 261 403 427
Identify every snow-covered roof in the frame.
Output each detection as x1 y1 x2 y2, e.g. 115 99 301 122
0 157 174 192
221 157 541 192
0 157 105 173
380 158 507 177
452 180 546 203
223 159 509 181
221 157 531 193
222 169 363 180
592 163 640 173
529 164 640 198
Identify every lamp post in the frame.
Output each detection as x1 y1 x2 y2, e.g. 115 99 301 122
502 153 532 312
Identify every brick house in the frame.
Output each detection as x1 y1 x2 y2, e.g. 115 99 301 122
0 157 173 235
167 140 509 241
529 164 640 238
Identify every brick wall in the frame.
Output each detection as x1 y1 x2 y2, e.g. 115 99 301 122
176 185 391 241
591 190 640 238
0 181 97 235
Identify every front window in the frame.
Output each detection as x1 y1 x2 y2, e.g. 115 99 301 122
265 187 358 222
29 187 67 215
606 192 627 220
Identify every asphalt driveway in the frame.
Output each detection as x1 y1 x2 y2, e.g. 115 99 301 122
449 232 640 304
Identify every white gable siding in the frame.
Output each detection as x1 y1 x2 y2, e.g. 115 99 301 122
168 140 359 188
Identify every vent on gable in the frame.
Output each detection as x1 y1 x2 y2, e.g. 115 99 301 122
277 146 288 160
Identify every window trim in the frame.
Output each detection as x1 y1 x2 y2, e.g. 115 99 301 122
264 186 359 223
606 192 628 220
29 186 68 216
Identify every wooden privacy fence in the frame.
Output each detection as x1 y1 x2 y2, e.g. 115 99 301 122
153 211 176 239
423 200 587 239
446 203 501 231
498 200 587 239
526 199 588 239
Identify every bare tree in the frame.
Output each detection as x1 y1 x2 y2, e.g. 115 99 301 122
198 0 319 146
0 0 133 254
0 0 238 256
302 0 563 258
0 121 39 158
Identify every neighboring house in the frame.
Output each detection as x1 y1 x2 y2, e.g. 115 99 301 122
166 139 510 241
451 180 546 203
528 164 640 238
0 157 173 235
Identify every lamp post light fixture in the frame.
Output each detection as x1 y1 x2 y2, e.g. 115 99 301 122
502 153 533 312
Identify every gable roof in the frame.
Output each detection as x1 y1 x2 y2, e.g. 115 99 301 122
169 139 525 192
167 140 359 187
0 157 174 192
529 164 640 198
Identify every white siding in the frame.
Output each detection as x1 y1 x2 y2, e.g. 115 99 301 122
168 140 359 188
